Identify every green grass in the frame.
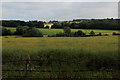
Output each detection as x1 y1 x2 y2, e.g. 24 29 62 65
5 27 16 32
5 27 119 35
2 36 119 78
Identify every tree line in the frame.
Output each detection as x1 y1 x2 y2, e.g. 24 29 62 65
2 26 43 37
50 27 102 37
1 18 119 30
1 20 44 28
51 19 119 30
2 25 120 37
2 26 104 37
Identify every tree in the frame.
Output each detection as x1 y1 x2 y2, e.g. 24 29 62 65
89 31 95 36
98 33 102 36
2 27 12 36
37 21 44 28
74 30 85 37
63 27 71 37
70 23 79 29
15 26 29 35
51 23 62 29
23 28 43 37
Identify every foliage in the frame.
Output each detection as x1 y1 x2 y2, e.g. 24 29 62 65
98 33 102 36
89 31 95 36
26 20 44 28
63 27 71 37
5 27 119 36
1 19 119 30
23 28 43 37
74 30 86 37
51 23 62 29
1 20 44 28
72 19 119 30
113 32 120 35
15 26 29 35
14 26 43 37
55 32 65 37
2 27 12 36
51 19 119 30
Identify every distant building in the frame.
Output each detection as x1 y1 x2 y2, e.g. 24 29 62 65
44 23 53 29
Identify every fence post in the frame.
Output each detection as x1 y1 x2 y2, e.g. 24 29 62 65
25 58 30 78
58 59 61 79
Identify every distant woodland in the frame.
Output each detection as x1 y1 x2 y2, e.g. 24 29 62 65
1 18 119 30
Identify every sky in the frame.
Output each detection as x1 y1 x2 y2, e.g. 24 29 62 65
1 0 120 2
1 1 119 21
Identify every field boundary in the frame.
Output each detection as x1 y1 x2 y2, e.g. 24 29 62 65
3 60 118 79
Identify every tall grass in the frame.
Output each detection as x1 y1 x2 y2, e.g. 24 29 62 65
2 36 119 78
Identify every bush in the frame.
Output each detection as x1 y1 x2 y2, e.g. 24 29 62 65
23 28 43 37
2 27 12 36
98 33 102 36
96 33 102 36
15 26 29 35
74 30 86 37
55 32 65 37
89 31 95 36
51 30 86 37
113 32 120 35
63 27 71 37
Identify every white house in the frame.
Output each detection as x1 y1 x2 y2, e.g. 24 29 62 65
44 23 53 29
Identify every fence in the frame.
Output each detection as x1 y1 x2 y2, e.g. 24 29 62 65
2 59 118 79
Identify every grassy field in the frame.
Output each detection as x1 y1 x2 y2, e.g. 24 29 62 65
2 36 119 79
5 27 118 35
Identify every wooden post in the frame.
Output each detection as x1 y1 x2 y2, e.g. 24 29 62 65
25 55 30 78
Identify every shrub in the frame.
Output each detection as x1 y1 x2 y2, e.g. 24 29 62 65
113 32 120 35
63 27 71 37
2 27 12 36
23 28 43 37
55 32 65 37
74 30 86 37
15 26 29 35
89 31 95 36
96 33 102 36
98 33 102 36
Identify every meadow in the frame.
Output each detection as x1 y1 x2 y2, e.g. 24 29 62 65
2 36 119 79
5 27 118 35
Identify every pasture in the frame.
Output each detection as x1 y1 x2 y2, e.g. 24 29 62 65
2 36 119 78
5 27 118 35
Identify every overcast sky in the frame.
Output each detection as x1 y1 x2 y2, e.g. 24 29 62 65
1 2 118 21
1 0 120 2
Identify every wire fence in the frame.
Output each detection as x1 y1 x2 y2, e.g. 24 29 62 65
2 59 118 79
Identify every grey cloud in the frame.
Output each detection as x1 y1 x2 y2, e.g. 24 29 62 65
2 2 118 21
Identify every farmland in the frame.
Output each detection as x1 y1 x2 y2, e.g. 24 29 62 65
5 27 118 36
2 36 119 78
1 2 120 79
